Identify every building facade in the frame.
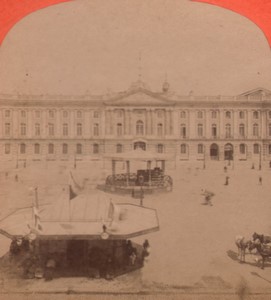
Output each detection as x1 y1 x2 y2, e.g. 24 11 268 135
1 81 271 164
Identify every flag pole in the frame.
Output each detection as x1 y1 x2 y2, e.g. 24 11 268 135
68 184 71 222
34 187 39 209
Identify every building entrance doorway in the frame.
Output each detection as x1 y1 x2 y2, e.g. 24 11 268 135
224 143 233 160
210 143 219 160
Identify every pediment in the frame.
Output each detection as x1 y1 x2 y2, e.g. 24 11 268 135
104 91 175 106
239 88 271 98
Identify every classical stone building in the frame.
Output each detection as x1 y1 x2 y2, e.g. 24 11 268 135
1 80 271 165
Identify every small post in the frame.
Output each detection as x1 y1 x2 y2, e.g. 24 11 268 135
74 153 77 169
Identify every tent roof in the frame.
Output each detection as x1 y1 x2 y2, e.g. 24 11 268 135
104 148 174 161
0 190 159 240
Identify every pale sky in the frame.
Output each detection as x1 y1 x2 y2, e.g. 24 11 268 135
0 0 271 96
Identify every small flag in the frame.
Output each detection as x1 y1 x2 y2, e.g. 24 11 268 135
33 206 43 232
69 184 77 200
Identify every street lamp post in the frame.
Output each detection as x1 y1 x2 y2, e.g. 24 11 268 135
138 175 144 206
259 146 262 170
203 145 206 170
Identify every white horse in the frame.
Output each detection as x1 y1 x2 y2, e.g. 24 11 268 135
235 235 252 263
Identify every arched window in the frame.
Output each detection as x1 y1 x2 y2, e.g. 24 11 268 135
34 143 40 154
253 111 259 119
5 123 10 136
76 110 82 118
225 111 231 119
269 144 271 155
20 123 26 136
76 143 82 154
180 144 187 154
211 124 217 137
197 124 203 137
93 123 99 136
211 111 217 119
116 144 123 153
157 144 164 153
239 144 246 154
62 143 68 154
48 123 54 136
253 124 259 137
253 143 260 154
180 124 186 138
5 110 10 118
20 143 26 154
157 123 163 136
5 144 10 154
93 143 99 154
225 124 231 138
63 123 68 136
239 124 245 137
35 123 40 136
180 111 186 118
198 144 204 154
76 123 82 136
136 120 144 135
117 123 123 136
48 143 54 154
197 111 203 119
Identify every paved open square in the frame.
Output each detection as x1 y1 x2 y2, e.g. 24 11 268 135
0 159 271 297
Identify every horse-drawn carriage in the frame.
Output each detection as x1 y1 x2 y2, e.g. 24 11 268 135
235 232 271 269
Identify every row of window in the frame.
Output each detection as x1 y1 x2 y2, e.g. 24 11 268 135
4 143 101 155
180 110 266 119
4 142 268 156
179 143 267 154
4 109 270 120
4 123 100 137
4 122 267 138
3 110 101 119
4 121 167 137
4 143 165 155
180 123 263 138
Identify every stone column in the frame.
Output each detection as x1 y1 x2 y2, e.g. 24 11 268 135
110 109 114 135
150 109 154 135
126 160 130 186
219 110 224 139
169 109 173 135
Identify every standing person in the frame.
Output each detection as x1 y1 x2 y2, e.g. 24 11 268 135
224 166 227 173
259 176 262 185
224 176 229 186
